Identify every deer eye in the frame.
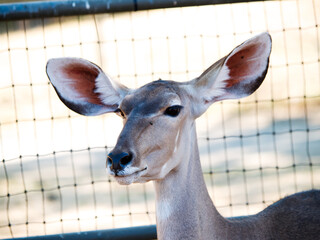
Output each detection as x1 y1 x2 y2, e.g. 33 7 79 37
164 105 183 117
114 108 125 118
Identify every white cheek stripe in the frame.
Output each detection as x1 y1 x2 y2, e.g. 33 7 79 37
173 129 180 153
160 129 180 178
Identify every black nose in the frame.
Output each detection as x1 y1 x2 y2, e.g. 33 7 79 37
107 151 133 174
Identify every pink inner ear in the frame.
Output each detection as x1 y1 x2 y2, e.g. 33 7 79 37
225 43 262 88
62 62 103 105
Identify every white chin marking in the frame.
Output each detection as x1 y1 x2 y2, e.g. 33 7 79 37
111 166 147 185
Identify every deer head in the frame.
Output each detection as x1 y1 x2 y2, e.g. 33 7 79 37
46 33 272 185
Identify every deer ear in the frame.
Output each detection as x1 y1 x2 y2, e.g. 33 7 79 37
188 32 272 117
46 58 129 116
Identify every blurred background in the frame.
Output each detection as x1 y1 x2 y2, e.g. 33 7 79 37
0 0 319 238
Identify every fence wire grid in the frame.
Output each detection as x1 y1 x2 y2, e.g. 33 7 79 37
1 0 320 238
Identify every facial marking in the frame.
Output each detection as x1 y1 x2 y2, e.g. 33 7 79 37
173 129 180 153
107 164 148 185
107 80 188 184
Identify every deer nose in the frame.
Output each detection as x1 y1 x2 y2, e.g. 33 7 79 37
107 151 133 174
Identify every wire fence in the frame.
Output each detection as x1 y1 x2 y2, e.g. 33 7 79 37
0 0 320 238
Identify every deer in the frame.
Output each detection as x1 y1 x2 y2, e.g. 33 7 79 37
46 32 320 240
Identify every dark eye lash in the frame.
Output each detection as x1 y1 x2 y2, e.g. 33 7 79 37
114 108 125 118
164 105 183 117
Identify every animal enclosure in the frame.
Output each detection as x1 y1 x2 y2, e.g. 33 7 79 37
0 0 320 238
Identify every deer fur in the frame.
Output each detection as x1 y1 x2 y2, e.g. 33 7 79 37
46 32 320 240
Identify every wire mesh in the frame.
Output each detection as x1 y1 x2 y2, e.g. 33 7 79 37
0 0 320 238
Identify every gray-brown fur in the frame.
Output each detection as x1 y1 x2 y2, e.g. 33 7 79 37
152 117 320 240
46 33 320 240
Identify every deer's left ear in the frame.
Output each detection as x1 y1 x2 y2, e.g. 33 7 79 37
187 32 272 117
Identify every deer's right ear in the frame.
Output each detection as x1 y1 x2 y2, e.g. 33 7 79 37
46 58 129 116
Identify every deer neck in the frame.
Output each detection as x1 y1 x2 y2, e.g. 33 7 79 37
153 122 227 240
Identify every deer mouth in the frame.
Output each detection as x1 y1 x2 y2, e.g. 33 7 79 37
113 167 148 185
